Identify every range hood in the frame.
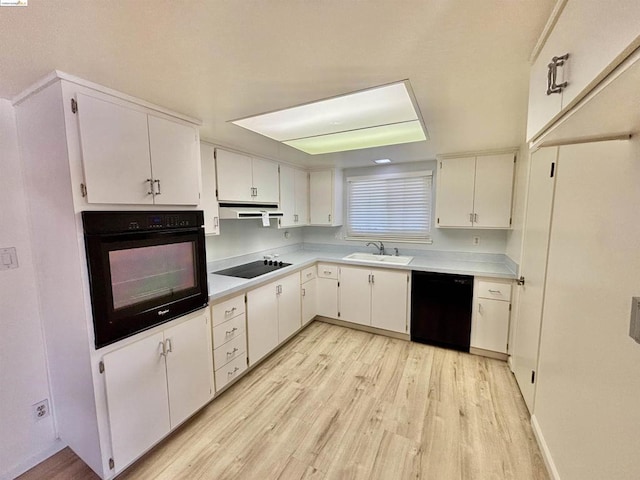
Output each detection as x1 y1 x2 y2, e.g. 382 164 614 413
219 203 283 223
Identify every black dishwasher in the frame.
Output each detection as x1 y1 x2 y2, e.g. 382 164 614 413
411 271 473 352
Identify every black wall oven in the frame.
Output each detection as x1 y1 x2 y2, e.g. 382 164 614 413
82 210 208 348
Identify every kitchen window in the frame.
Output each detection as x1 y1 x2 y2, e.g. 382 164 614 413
346 171 432 242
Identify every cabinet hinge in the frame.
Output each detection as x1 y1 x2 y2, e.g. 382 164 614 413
71 98 78 114
215 189 218 199
108 458 114 470
509 303 512 311
437 217 440 224
531 370 536 384
99 361 104 374
214 149 217 160
80 183 87 198
278 165 280 173
244 294 247 303
337 281 340 288
338 312 341 318
550 162 556 178
509 217 512 226
513 155 517 163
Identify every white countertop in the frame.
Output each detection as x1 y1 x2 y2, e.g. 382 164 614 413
207 245 517 302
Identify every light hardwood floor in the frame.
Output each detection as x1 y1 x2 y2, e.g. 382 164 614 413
18 321 548 480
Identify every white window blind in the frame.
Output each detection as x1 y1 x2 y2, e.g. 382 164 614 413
347 171 432 241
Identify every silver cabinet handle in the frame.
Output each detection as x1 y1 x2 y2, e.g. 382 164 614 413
228 366 240 377
214 216 219 227
547 53 569 95
371 274 375 284
224 307 237 316
488 289 502 294
302 288 306 297
226 347 239 358
368 274 372 284
323 270 331 275
165 338 172 354
159 341 167 357
294 214 298 222
225 327 238 336
154 179 161 195
328 213 332 223
478 303 483 315
469 213 474 223
474 213 478 223
146 178 154 196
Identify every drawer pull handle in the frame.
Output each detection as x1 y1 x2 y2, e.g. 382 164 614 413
226 347 239 358
224 307 237 315
228 366 240 377
323 270 331 274
307 272 313 278
488 289 502 294
225 327 238 336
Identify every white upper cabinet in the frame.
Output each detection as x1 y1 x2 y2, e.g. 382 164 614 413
215 148 279 204
436 152 515 229
199 143 220 235
279 164 309 228
76 92 200 205
526 0 640 142
309 169 343 226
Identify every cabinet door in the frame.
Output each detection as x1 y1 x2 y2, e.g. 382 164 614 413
301 278 317 325
370 269 409 333
436 156 475 227
148 115 200 205
471 300 510 353
247 282 279 366
252 157 280 203
103 332 170 472
339 266 371 326
164 312 214 428
278 164 296 227
76 93 153 205
316 278 338 319
294 168 309 225
215 148 253 202
200 143 220 235
309 170 333 225
472 153 515 228
277 273 302 342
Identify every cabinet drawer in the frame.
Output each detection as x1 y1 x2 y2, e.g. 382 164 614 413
213 334 246 370
477 281 512 301
212 294 245 326
212 314 246 349
317 263 338 279
215 354 248 391
301 266 317 283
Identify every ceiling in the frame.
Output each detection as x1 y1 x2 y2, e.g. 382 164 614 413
0 0 555 168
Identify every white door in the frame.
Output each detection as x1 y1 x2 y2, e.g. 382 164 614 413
309 170 332 225
164 312 214 428
339 266 371 326
147 115 200 205
277 273 302 342
247 282 279 366
294 168 309 225
76 93 153 205
371 269 409 333
473 153 515 228
278 164 296 227
215 148 253 202
512 147 557 412
472 300 510 353
301 278 317 325
436 156 475 227
252 157 280 204
200 143 220 235
103 332 170 472
316 278 338 319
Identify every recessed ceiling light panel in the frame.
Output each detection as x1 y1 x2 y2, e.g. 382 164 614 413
231 80 428 155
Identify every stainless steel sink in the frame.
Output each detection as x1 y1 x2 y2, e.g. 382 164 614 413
342 252 413 265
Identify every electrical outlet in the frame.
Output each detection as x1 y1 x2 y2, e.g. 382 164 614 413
33 399 50 421
472 236 480 246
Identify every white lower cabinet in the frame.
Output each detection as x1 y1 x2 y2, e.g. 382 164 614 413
102 310 214 473
338 266 410 334
470 278 512 354
211 294 247 392
301 266 317 325
316 263 339 319
247 273 301 366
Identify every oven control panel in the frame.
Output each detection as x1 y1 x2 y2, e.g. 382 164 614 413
82 210 204 234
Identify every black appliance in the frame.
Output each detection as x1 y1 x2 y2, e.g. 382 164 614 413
82 210 208 348
214 260 292 279
410 271 473 352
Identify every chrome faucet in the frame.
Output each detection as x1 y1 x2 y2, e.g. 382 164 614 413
366 241 385 255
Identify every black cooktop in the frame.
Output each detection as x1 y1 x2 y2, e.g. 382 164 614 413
214 260 292 279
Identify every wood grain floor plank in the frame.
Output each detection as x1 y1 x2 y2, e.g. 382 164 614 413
18 321 549 480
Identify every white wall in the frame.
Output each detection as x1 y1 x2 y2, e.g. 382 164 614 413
304 160 509 255
0 100 59 479
205 220 303 262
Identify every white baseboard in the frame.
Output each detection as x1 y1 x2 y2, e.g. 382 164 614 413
1 439 66 480
531 414 561 480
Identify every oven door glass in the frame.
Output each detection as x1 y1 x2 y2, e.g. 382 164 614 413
85 229 208 348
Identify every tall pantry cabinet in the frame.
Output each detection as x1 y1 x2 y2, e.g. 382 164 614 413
13 72 204 479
